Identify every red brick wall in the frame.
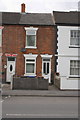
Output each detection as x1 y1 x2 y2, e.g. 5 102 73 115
2 25 57 83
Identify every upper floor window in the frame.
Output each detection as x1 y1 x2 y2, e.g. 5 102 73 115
25 27 38 48
70 60 80 77
70 30 80 46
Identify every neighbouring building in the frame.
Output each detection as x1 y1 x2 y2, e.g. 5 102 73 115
2 4 57 84
53 11 80 90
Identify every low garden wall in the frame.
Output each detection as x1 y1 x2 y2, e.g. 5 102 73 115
12 76 48 90
54 73 60 89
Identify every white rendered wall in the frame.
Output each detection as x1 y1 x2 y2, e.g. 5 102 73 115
57 26 80 90
57 26 79 56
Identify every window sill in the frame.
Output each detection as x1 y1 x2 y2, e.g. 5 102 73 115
69 46 80 48
69 76 80 78
25 46 37 49
24 74 36 77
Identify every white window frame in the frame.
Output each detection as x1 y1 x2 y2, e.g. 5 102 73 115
25 27 38 49
24 54 38 76
69 59 80 77
70 30 80 47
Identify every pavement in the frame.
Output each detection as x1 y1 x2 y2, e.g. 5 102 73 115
1 84 79 97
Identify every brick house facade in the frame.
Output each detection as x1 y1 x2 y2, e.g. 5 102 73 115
2 4 57 84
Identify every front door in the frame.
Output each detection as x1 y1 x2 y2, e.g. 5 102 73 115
6 57 16 82
42 58 51 83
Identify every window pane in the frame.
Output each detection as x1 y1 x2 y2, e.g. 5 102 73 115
47 63 49 74
75 68 79 75
79 38 80 45
74 61 76 67
8 57 15 61
78 61 80 67
27 35 35 46
43 63 46 74
27 30 35 35
74 31 76 38
43 59 50 61
43 63 49 74
26 63 34 73
70 68 74 75
26 59 35 62
76 61 78 68
79 69 80 75
71 31 73 38
70 61 73 67
79 31 80 38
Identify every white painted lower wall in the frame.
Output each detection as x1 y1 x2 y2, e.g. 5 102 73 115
57 56 80 90
60 77 80 90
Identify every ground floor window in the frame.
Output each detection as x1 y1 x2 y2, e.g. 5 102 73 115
70 60 80 76
26 59 35 74
24 54 38 76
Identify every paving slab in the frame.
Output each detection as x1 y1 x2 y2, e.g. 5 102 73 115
1 84 79 97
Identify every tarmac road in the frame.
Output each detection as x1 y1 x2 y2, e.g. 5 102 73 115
2 96 78 118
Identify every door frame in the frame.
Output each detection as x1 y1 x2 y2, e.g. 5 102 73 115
41 54 52 83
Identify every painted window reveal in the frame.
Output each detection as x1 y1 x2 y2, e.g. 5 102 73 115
70 60 80 76
70 30 80 46
25 27 38 48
